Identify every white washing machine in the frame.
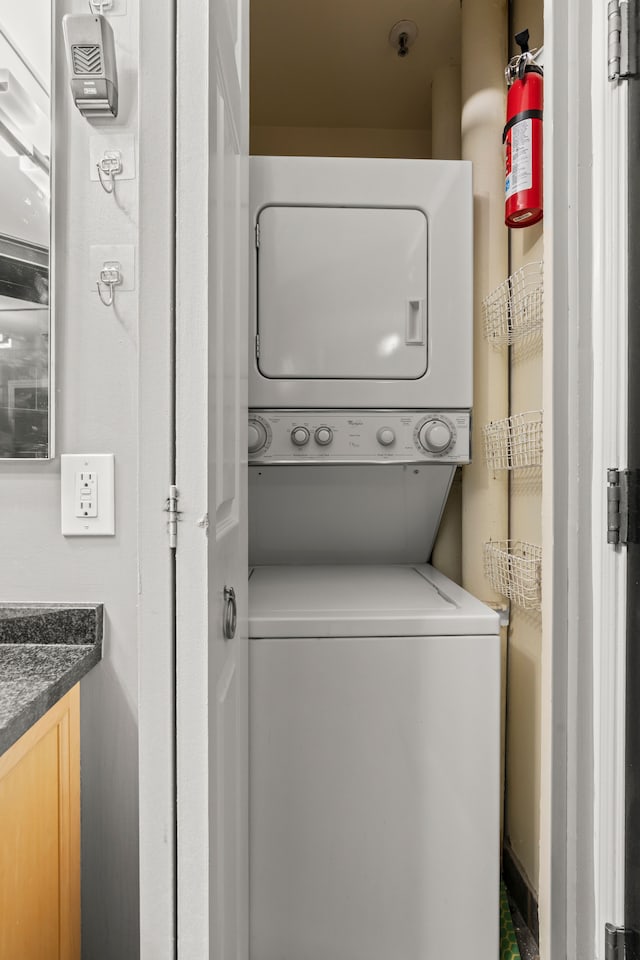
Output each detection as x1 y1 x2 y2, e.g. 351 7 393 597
248 410 468 565
247 157 500 960
249 563 500 960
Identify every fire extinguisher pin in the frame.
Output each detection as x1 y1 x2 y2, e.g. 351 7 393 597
505 27 541 86
505 49 541 86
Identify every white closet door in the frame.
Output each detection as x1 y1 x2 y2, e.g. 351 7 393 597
175 0 249 954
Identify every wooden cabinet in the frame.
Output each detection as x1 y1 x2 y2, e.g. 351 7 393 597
0 686 80 960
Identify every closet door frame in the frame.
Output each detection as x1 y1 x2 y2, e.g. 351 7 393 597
542 1 628 958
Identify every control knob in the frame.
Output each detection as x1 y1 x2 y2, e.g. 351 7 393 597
315 426 333 446
291 426 311 447
418 418 454 454
376 427 396 447
248 418 268 454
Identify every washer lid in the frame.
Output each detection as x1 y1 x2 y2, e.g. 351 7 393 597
248 564 500 638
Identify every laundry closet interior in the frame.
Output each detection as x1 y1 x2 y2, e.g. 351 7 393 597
246 0 544 956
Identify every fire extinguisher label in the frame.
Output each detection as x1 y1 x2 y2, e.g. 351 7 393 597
505 118 533 200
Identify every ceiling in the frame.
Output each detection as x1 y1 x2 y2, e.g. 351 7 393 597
250 0 461 131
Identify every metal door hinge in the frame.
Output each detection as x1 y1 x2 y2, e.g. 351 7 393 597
255 334 260 359
608 0 639 80
608 468 640 544
605 923 635 960
165 484 181 550
255 222 260 247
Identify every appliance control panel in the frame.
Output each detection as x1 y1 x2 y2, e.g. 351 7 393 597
248 410 471 464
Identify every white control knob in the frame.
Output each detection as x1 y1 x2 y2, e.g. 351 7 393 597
418 418 453 454
376 427 396 447
248 419 268 454
315 426 333 446
291 426 310 446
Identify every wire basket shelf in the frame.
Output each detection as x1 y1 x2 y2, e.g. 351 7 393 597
482 261 544 346
483 410 543 471
483 540 542 610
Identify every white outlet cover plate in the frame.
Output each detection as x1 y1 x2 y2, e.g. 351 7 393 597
89 244 136 292
89 134 136 181
61 454 115 536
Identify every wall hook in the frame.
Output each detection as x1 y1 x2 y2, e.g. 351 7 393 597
88 0 112 13
96 150 122 196
96 261 122 306
388 19 418 58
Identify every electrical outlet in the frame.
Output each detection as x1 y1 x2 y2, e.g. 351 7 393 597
61 454 115 536
76 471 98 518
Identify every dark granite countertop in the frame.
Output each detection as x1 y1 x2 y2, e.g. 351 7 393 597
0 603 103 755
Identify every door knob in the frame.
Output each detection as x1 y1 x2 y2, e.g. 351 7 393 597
223 586 237 640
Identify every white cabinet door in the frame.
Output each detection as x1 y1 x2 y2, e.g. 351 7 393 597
175 0 249 955
257 206 428 380
250 631 500 960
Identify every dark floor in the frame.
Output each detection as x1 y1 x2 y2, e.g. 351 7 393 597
507 890 540 960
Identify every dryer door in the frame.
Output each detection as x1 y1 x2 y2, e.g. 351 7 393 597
256 205 428 380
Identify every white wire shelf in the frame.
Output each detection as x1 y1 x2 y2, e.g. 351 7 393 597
482 260 544 346
483 540 542 611
483 410 543 471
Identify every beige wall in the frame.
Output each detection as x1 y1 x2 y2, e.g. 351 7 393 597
505 225 543 891
251 124 431 159
504 0 544 896
252 0 545 903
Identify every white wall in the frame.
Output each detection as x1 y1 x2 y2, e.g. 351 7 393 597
540 0 596 955
0 3 174 957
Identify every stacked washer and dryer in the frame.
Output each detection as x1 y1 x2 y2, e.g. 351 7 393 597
248 157 500 960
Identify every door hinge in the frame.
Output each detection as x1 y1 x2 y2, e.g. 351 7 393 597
608 468 640 544
165 484 181 550
255 333 260 359
605 923 636 960
608 0 639 80
255 222 260 248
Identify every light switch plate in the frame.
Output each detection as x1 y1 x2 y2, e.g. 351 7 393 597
61 454 115 536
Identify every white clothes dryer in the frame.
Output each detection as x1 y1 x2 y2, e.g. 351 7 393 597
249 156 472 412
249 563 500 960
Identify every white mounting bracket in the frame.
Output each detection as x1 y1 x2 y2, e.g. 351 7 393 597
90 134 136 185
90 244 136 307
89 0 127 15
96 150 122 194
96 261 122 306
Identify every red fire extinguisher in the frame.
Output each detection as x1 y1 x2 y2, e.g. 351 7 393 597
504 29 543 228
